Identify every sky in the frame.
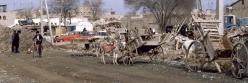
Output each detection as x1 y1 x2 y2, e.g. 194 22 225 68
202 0 237 10
0 0 128 14
0 0 238 14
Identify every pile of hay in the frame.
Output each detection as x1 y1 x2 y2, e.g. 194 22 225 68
0 26 52 53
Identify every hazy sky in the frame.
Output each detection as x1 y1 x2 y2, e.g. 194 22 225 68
0 0 238 14
202 0 237 9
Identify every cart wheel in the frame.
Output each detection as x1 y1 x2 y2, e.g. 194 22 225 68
231 42 248 79
123 56 130 65
231 60 244 79
149 46 164 62
183 40 207 72
122 53 134 65
160 46 165 60
123 44 137 65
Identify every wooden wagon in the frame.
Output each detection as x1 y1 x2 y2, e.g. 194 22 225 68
180 10 248 79
229 33 248 78
117 28 165 64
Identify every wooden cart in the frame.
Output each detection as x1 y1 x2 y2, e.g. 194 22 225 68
230 33 248 78
181 10 248 79
118 29 165 64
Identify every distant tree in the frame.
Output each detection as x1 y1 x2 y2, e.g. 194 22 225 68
83 0 103 21
49 0 79 25
124 0 195 31
16 8 33 19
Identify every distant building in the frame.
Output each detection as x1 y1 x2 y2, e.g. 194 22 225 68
102 11 124 21
32 17 89 26
94 11 124 26
130 12 144 19
69 21 93 32
228 0 247 18
53 21 93 36
77 6 93 18
0 5 17 27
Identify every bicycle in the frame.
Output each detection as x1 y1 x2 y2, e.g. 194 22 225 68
31 42 43 58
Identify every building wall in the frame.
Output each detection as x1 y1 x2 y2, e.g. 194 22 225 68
230 0 248 18
103 11 124 21
0 12 16 27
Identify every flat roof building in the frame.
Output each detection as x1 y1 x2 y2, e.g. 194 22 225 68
0 5 17 27
228 0 247 18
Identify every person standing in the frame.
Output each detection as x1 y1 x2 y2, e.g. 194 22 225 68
83 28 87 32
11 30 17 53
33 31 43 57
12 30 20 53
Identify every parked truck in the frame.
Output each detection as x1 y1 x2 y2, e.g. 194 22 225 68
224 15 248 29
18 18 34 26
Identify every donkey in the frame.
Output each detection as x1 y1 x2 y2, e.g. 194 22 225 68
100 38 122 65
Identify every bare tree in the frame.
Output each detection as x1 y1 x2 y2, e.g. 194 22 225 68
16 8 33 19
124 0 195 31
83 0 103 21
50 0 79 25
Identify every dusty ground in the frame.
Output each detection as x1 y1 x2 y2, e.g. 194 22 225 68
0 48 247 83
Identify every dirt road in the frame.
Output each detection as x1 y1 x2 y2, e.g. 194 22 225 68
0 48 247 83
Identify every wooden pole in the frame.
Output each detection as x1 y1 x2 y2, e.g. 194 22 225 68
59 0 63 31
40 0 44 36
217 0 224 35
45 0 54 45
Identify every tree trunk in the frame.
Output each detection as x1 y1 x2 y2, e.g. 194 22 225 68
69 12 72 24
63 13 67 26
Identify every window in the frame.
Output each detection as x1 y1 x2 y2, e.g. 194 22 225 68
3 16 6 20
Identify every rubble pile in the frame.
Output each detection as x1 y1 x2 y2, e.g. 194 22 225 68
0 26 52 53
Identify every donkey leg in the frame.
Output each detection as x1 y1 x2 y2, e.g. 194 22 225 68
96 48 99 57
112 53 115 65
114 52 119 65
102 53 106 64
113 52 117 65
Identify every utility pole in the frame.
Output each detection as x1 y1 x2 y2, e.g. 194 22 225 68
40 0 54 45
196 0 202 10
59 0 64 30
217 0 224 35
40 0 44 36
45 0 54 45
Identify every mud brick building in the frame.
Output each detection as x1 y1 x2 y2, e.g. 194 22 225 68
0 5 17 27
228 0 247 18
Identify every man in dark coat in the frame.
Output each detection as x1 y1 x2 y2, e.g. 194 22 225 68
33 31 43 57
11 30 16 53
12 30 20 53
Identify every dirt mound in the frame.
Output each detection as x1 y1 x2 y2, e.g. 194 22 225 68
0 27 52 53
0 27 12 52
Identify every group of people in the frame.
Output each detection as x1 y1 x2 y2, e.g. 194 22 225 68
11 30 44 57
